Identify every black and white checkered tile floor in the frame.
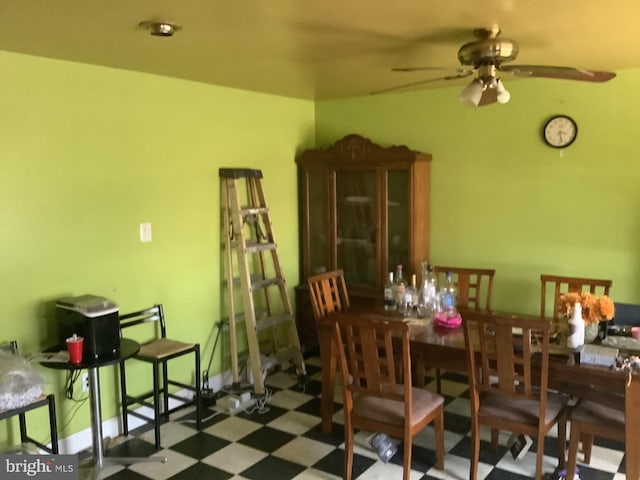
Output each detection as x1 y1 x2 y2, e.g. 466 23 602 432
96 356 626 480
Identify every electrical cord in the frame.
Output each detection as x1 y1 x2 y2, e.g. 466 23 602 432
243 388 272 415
65 369 85 400
180 409 224 424
58 394 89 433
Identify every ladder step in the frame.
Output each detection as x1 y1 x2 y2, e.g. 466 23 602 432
229 273 264 287
251 277 283 291
241 207 269 216
219 168 263 179
246 241 276 253
221 308 268 327
256 314 294 331
226 241 276 253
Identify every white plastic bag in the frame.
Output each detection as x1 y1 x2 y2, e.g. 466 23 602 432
0 350 44 410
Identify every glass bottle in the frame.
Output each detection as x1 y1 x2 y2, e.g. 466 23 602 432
439 271 457 317
393 264 406 310
418 262 439 318
384 272 396 312
410 274 419 310
401 274 417 316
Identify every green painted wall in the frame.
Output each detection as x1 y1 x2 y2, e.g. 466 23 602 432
315 69 640 315
0 51 314 448
3 46 638 451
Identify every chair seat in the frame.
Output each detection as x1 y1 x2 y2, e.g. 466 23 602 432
137 338 196 360
480 390 567 426
571 399 625 427
353 388 444 427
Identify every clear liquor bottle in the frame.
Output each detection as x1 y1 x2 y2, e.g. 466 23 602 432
418 261 439 317
393 264 407 310
401 274 417 316
439 271 457 317
383 272 396 312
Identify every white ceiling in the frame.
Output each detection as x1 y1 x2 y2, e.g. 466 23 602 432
1 0 638 100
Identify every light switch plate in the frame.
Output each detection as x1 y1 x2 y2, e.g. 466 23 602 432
140 223 152 242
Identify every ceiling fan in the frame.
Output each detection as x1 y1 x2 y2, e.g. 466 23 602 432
373 25 616 106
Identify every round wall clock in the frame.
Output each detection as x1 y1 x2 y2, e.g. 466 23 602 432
543 115 578 148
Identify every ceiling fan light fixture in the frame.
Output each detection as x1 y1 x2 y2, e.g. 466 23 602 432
495 79 511 104
459 78 485 107
138 20 182 37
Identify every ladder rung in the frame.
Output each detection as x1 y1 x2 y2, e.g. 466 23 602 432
251 277 283 290
241 207 269 216
229 274 263 287
219 168 263 179
222 308 268 326
256 314 294 331
246 242 276 253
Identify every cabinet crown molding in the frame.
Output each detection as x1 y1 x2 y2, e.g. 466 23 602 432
298 134 428 164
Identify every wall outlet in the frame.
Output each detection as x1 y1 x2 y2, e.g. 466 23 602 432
82 373 89 392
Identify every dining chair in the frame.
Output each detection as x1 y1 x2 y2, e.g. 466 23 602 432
307 269 351 433
540 274 612 320
463 312 568 480
119 304 202 449
332 313 445 480
0 341 59 454
418 266 496 391
433 266 496 312
307 269 350 321
566 394 625 477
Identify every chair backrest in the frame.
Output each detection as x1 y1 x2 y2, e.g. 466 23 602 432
333 314 411 408
434 266 495 311
307 269 350 320
463 312 551 416
540 274 612 319
119 304 166 340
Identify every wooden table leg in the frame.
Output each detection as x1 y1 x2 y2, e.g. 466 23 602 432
626 376 640 480
318 317 337 434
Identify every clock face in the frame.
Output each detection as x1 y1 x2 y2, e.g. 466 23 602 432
543 115 577 148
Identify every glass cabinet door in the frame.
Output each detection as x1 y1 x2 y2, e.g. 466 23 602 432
336 170 377 286
387 169 409 275
307 171 330 276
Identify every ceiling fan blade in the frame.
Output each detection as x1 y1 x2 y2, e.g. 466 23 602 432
392 66 473 74
370 72 473 95
499 65 616 82
392 66 450 72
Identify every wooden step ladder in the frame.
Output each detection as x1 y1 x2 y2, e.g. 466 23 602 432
220 168 306 395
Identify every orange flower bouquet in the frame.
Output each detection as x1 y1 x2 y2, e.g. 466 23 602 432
558 292 615 324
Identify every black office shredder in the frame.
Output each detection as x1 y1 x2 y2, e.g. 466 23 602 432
56 294 120 362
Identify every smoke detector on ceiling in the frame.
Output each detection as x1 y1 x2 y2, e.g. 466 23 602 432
138 21 181 37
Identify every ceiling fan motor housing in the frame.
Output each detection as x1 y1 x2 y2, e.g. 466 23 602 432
457 37 519 68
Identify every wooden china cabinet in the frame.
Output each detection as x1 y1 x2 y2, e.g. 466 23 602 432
295 134 431 352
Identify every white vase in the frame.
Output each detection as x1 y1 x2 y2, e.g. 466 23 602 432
567 302 585 350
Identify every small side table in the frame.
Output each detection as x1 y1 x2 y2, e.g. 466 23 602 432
40 338 166 478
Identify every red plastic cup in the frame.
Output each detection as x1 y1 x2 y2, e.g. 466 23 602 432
66 335 84 364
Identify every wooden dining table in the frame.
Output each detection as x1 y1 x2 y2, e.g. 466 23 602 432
316 306 640 480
